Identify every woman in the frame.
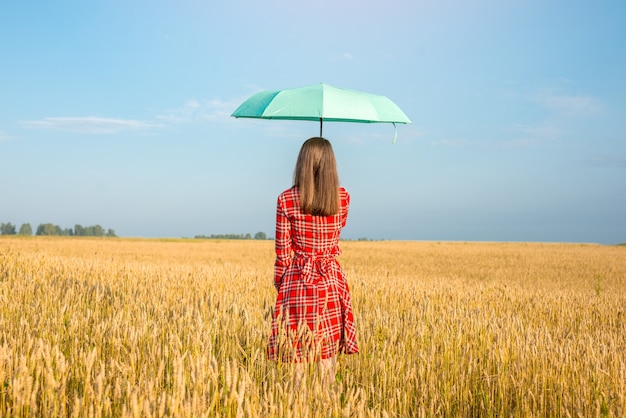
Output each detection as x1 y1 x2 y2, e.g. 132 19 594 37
268 137 358 380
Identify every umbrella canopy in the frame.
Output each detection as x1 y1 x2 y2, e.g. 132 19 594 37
231 83 411 139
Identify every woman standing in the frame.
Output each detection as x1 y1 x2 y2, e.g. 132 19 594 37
268 137 358 382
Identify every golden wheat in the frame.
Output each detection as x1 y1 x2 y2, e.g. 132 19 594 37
1 236 624 417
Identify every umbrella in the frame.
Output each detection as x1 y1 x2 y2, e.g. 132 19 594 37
231 83 411 142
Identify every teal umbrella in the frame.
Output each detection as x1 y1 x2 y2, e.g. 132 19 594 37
231 83 411 141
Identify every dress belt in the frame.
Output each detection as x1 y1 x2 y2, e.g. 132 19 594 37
293 252 337 284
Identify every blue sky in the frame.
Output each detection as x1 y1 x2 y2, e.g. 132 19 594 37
1 0 625 243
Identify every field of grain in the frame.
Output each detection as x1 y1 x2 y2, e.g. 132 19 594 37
1 236 624 417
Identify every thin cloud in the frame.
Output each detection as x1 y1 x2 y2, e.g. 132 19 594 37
485 89 605 148
157 98 241 123
535 92 603 117
0 130 13 142
431 123 559 150
431 138 472 147
509 122 562 142
585 154 626 169
19 97 253 137
21 117 159 134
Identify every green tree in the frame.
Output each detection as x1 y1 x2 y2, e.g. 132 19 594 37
254 231 267 240
18 223 32 236
74 224 85 236
33 223 114 237
1 222 16 235
36 223 58 236
84 225 105 236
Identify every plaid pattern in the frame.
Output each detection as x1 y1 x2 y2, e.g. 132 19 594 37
268 186 359 362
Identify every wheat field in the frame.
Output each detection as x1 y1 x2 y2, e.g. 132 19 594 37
1 236 624 417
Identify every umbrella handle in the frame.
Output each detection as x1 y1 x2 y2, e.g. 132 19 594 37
320 118 323 137
392 123 397 144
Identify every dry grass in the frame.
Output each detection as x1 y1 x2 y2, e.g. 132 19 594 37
1 236 624 417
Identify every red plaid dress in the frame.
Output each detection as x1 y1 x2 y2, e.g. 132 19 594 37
268 186 358 362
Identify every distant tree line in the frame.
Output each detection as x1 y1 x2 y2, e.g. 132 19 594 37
1 222 116 237
194 231 269 240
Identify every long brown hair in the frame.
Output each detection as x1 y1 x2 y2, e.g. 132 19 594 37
293 137 339 216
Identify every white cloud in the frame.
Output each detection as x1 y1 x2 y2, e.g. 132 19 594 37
21 117 159 134
431 138 471 147
157 98 241 123
535 92 603 117
17 97 246 138
510 123 562 141
0 130 13 142
343 52 354 60
585 154 626 169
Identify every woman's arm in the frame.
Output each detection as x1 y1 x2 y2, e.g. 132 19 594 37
274 196 292 290
341 189 350 227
